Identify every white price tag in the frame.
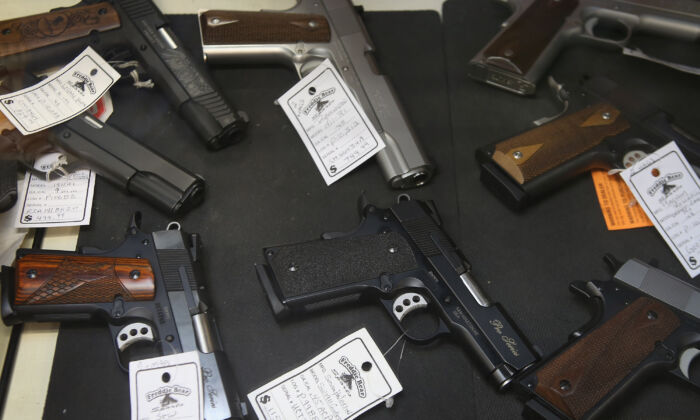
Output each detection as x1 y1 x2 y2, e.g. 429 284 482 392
0 46 120 135
277 60 385 185
620 142 700 277
129 351 204 420
249 328 402 420
15 153 95 228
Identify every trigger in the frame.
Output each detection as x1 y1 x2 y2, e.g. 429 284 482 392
679 347 700 379
116 322 155 351
392 292 428 321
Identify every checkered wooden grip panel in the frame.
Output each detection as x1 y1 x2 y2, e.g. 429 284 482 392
492 103 630 185
533 297 680 419
200 10 330 45
14 254 155 305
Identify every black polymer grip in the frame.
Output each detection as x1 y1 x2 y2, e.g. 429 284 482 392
265 232 419 301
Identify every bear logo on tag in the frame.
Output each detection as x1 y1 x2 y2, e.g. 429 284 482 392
303 87 335 116
71 70 97 95
332 356 367 398
646 171 682 197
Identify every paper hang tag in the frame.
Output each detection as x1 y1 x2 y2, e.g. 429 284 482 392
14 152 95 228
591 170 652 230
248 328 402 420
620 142 700 278
277 59 386 186
0 46 120 135
129 351 204 420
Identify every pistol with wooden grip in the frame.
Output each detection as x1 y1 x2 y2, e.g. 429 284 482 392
256 196 538 390
198 0 434 189
475 77 700 209
467 0 700 95
0 214 247 420
518 257 700 419
0 0 248 150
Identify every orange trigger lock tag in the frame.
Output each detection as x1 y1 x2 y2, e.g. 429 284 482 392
591 170 652 231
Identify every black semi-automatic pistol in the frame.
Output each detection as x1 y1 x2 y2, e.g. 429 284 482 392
256 195 538 390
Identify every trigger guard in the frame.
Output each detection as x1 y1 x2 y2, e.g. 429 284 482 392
392 292 428 321
584 17 631 44
116 322 155 352
679 347 700 379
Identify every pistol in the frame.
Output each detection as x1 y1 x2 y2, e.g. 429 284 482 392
467 0 700 95
198 0 434 189
0 0 248 150
256 195 538 389
0 110 205 217
475 76 700 209
0 214 246 419
518 257 700 419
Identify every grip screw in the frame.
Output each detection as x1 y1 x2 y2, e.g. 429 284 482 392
388 247 397 254
602 112 611 120
308 21 319 28
647 310 658 320
288 263 298 272
26 269 37 279
512 151 523 160
559 379 571 392
130 270 140 280
211 17 221 25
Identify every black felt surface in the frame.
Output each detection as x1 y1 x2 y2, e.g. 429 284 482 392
40 4 700 420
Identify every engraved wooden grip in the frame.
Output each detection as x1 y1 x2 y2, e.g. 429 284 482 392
0 2 120 58
14 254 155 305
534 297 680 419
492 103 630 184
199 11 331 45
482 0 577 75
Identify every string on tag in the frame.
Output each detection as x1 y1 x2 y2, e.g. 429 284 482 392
109 60 155 89
383 331 406 356
45 154 69 180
